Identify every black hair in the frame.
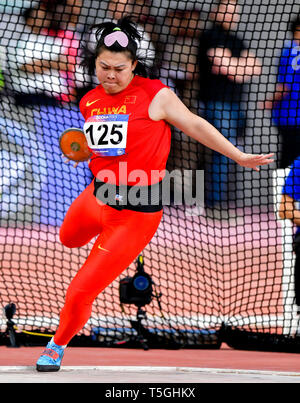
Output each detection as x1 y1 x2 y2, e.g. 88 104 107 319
81 16 149 77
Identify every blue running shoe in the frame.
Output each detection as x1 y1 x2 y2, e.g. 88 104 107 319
36 339 65 372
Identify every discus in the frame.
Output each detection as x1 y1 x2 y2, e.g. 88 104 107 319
59 128 92 162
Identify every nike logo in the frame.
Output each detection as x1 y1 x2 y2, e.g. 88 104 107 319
98 244 110 252
86 99 101 107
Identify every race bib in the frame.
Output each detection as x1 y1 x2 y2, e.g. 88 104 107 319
83 114 129 157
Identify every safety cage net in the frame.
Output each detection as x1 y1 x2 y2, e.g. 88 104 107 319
0 0 300 352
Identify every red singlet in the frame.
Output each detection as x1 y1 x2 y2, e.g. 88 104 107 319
79 76 171 185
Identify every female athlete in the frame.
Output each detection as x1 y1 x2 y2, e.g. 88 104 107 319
36 17 274 371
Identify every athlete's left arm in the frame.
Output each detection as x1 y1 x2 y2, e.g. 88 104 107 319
149 88 274 171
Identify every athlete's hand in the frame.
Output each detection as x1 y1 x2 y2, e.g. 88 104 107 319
236 153 275 171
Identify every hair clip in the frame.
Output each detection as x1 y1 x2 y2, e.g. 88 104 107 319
104 28 129 48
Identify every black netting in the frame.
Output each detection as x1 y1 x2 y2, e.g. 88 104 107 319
0 0 300 351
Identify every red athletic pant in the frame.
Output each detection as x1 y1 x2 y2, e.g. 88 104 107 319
53 181 163 346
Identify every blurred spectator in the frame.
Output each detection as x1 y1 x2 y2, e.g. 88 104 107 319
6 1 82 106
4 0 92 226
161 7 204 205
41 0 82 28
160 7 203 110
81 0 156 94
50 0 86 103
198 0 262 207
107 0 154 31
260 15 300 169
279 155 300 310
107 0 156 66
0 114 48 224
